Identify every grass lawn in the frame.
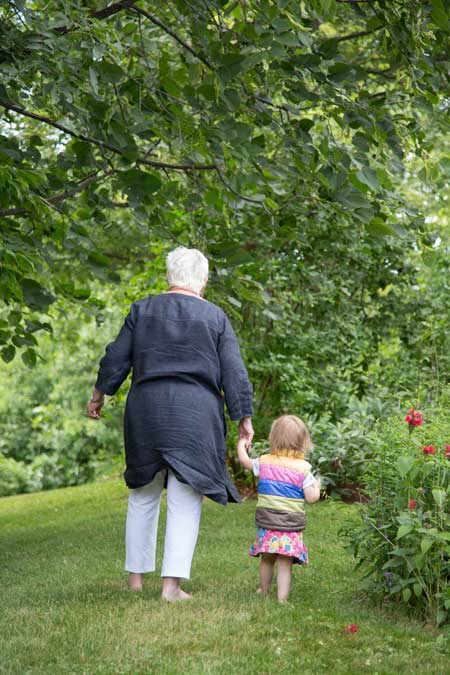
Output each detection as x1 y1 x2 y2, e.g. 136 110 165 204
1 479 448 675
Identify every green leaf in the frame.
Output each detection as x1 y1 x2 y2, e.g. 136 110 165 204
436 610 448 626
397 525 413 539
0 329 11 344
356 167 380 191
413 583 423 598
366 218 398 238
336 187 369 209
13 333 37 348
97 61 125 84
432 489 446 508
1 345 15 363
21 347 37 368
397 456 414 477
217 54 248 82
402 588 411 602
88 252 110 268
118 169 162 206
431 0 450 30
421 538 433 554
21 279 55 310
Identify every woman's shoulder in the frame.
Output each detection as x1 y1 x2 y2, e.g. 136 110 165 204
131 294 226 329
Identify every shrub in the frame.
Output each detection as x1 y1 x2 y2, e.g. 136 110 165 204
0 456 31 496
308 395 394 497
342 392 450 626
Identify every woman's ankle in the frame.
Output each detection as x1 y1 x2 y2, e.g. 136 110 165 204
128 572 144 590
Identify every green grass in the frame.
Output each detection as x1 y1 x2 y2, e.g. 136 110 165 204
1 480 448 675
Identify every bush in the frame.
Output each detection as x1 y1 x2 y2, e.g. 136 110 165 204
0 456 31 496
308 394 394 497
0 307 126 495
343 391 450 626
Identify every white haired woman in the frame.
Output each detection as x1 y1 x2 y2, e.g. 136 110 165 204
87 247 254 601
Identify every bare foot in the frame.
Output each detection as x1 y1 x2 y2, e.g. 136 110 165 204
128 572 143 592
162 588 192 602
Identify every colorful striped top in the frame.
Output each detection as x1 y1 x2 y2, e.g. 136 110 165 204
252 454 314 532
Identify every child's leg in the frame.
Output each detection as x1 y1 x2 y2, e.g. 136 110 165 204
276 555 293 602
259 553 276 595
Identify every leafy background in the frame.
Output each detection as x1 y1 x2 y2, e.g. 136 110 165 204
0 0 449 495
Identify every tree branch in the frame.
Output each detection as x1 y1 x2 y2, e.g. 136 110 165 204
129 6 214 70
0 98 216 171
335 27 383 42
51 170 115 204
366 67 395 79
0 171 115 217
54 0 140 34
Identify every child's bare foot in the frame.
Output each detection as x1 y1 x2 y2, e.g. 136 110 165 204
128 572 143 591
162 588 192 602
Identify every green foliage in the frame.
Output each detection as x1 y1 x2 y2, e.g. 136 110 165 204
0 456 30 496
1 0 449 361
308 394 395 496
0 301 125 495
0 1 449 498
342 389 450 626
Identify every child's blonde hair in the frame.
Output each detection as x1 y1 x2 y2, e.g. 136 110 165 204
269 414 312 458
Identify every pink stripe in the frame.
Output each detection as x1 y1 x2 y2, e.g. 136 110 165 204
260 464 305 487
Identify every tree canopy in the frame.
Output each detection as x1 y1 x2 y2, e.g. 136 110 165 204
1 0 449 367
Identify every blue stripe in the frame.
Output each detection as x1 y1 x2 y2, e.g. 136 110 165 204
258 479 304 500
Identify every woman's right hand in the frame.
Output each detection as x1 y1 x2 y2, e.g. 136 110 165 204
238 416 254 443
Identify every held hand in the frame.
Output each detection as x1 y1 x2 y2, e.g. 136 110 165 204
238 416 254 444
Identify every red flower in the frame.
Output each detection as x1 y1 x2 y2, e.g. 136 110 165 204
444 445 450 459
345 624 359 634
405 409 423 428
408 499 417 509
422 445 436 455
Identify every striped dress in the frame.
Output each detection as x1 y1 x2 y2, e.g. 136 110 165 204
249 453 315 565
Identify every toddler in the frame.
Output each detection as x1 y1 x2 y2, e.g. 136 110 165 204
237 414 320 602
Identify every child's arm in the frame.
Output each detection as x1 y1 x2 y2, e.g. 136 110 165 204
304 478 321 503
237 438 253 471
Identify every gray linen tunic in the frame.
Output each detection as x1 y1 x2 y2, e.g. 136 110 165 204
95 293 253 505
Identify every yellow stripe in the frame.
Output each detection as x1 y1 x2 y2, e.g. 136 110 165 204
259 454 311 474
257 493 305 513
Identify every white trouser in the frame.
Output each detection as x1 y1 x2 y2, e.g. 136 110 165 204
125 469 203 580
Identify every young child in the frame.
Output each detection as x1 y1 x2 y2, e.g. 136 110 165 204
237 414 320 602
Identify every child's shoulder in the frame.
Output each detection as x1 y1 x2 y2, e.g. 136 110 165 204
260 454 312 474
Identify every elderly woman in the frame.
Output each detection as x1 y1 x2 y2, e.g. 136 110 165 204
87 247 254 601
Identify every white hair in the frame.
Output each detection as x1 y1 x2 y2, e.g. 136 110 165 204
166 247 209 294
